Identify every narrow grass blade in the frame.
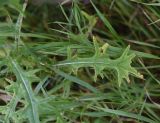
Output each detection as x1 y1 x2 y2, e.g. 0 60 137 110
91 1 122 42
95 107 156 123
53 69 99 93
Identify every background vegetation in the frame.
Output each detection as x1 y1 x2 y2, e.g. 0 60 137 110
0 0 159 123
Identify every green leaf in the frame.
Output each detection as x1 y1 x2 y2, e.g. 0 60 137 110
53 69 99 93
91 1 122 42
95 107 155 123
112 46 143 86
9 0 22 12
54 37 142 86
9 57 40 123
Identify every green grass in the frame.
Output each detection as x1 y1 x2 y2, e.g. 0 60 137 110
0 0 159 123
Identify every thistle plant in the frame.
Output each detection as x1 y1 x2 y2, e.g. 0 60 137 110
0 0 159 123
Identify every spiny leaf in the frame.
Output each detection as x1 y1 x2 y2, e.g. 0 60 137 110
54 37 142 86
111 46 143 86
9 57 40 123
